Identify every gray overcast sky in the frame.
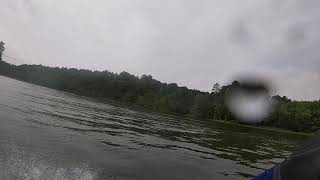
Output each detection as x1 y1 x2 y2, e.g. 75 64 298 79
0 0 319 100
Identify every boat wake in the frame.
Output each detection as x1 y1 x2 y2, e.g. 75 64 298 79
0 145 97 180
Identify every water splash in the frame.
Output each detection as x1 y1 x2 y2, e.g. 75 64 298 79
0 145 97 180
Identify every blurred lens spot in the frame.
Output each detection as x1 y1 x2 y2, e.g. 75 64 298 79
226 79 274 124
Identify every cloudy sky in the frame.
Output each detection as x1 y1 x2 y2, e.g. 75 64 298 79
0 0 319 100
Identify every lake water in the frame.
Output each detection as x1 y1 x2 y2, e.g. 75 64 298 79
0 76 307 180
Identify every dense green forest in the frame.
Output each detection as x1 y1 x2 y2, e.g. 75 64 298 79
0 41 319 133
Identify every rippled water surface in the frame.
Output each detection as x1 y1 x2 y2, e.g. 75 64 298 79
0 76 307 179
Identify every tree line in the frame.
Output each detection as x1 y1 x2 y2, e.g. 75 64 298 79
0 41 5 61
0 42 319 133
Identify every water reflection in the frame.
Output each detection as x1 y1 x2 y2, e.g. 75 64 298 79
0 76 307 179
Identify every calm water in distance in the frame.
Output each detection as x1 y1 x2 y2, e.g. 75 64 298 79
0 76 307 179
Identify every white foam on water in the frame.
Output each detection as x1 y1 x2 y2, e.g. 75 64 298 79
0 145 97 180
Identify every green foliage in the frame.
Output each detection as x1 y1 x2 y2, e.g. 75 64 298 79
268 101 320 132
212 83 221 94
0 58 319 133
0 60 201 116
189 95 210 118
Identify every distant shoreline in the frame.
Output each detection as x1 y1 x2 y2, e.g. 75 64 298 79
1 60 319 134
0 75 314 138
210 120 312 137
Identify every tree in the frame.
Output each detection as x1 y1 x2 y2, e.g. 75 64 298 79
189 95 212 119
211 83 221 94
0 41 5 61
0 56 319 133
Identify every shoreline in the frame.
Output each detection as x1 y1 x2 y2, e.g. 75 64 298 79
210 119 313 137
0 75 315 137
